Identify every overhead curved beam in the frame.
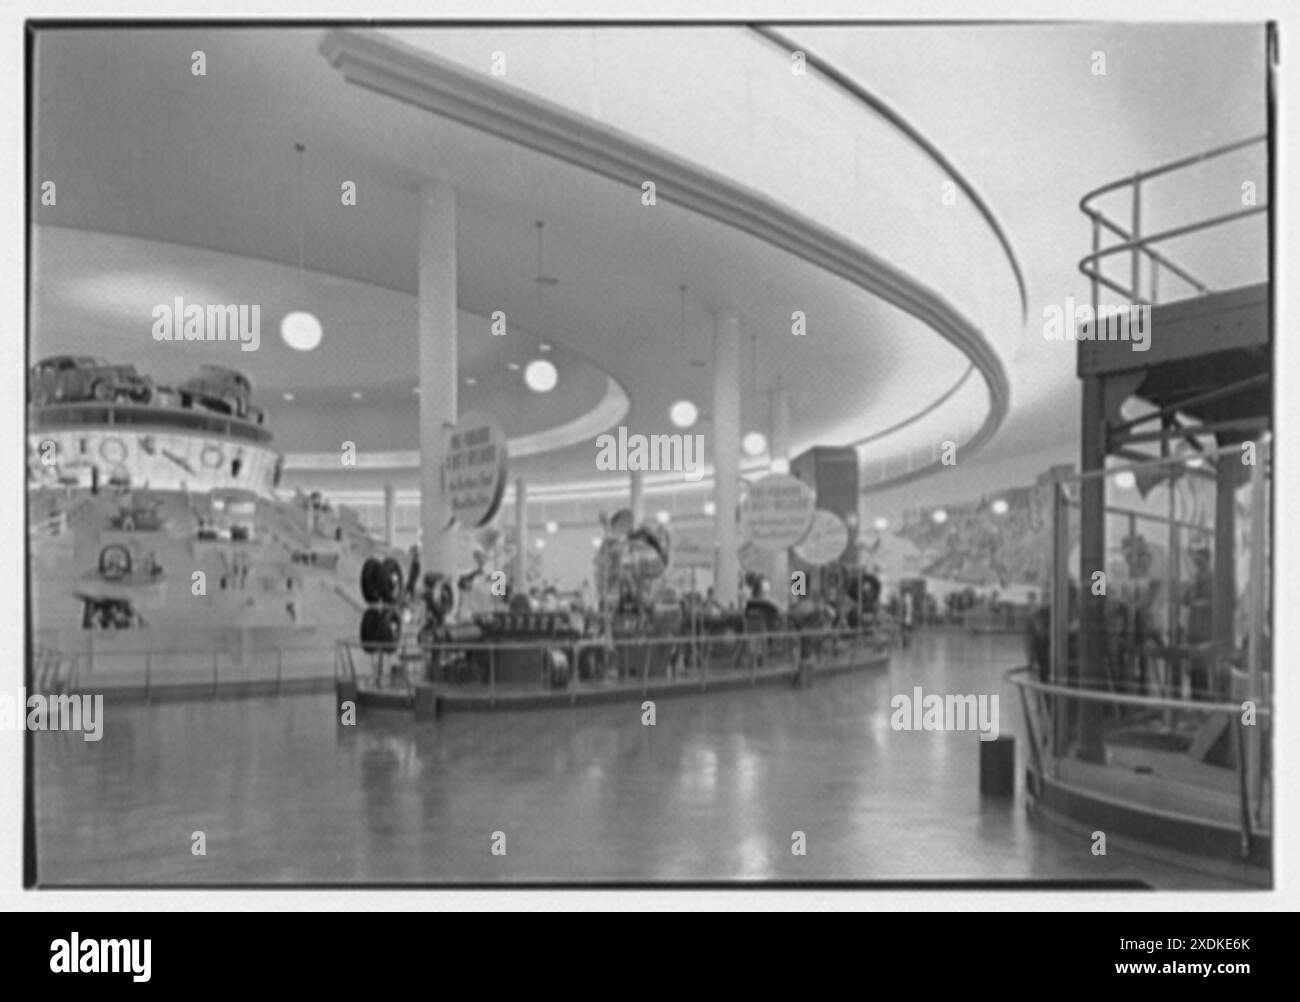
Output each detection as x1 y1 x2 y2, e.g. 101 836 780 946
319 28 1012 493
751 26 1029 323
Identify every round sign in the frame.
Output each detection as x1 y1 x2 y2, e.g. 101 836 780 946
444 411 508 528
794 509 850 566
739 473 816 552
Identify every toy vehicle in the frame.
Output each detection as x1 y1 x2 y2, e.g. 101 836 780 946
29 355 154 406
178 365 256 420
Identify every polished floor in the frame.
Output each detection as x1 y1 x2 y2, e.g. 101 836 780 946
34 631 1248 886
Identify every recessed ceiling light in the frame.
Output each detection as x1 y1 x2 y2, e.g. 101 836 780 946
703 500 717 516
412 387 422 395
281 311 323 351
991 498 1009 515
591 536 603 548
743 432 768 457
873 517 889 531
351 391 363 400
524 358 558 393
932 509 949 524
282 392 295 402
669 400 698 428
534 538 546 549
464 377 477 386
539 342 552 352
545 520 558 534
507 362 521 372
655 510 671 525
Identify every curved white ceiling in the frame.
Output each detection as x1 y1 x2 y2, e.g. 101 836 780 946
30 24 1265 504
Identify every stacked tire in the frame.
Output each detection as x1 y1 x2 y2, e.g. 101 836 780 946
359 556 404 654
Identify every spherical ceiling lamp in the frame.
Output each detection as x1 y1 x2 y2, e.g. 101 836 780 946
770 457 790 475
742 431 768 457
669 400 698 429
524 358 558 393
1113 470 1137 490
932 509 949 524
281 311 322 351
991 498 1009 515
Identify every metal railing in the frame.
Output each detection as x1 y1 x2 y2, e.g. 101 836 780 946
1078 135 1267 307
1008 666 1270 860
337 621 895 703
30 401 274 444
32 641 339 700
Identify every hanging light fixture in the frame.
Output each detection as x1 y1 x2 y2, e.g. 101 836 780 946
669 284 698 428
281 142 323 352
524 221 560 392
743 332 771 459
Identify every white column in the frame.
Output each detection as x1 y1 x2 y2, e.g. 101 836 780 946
770 383 791 609
382 483 396 548
513 478 528 593
418 180 458 574
713 310 741 609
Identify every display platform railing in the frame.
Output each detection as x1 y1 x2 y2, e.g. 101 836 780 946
1018 438 1272 874
336 621 894 706
1007 666 1271 867
29 641 339 701
30 400 273 444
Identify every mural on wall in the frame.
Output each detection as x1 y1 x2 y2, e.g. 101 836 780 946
898 484 1054 589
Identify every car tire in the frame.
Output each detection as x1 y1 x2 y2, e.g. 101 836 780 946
377 557 404 604
360 607 382 653
360 557 383 604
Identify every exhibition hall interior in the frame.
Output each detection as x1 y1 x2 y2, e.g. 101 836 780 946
25 23 1272 887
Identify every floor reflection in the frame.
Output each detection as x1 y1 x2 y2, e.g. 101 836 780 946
35 631 1247 887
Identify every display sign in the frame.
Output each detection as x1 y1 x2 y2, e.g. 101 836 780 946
445 411 508 528
794 509 850 566
740 473 816 551
672 524 715 568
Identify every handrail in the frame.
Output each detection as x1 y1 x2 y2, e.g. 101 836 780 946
1079 134 1266 208
1005 666 1269 717
1077 134 1267 306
